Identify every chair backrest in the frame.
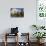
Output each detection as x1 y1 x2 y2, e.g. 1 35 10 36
11 27 18 34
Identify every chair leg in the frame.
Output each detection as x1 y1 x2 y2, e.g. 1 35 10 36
4 33 7 46
16 34 18 46
4 41 7 46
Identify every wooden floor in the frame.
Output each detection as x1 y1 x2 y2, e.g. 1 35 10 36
0 42 46 46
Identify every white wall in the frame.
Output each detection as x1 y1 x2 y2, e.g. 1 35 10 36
0 0 36 42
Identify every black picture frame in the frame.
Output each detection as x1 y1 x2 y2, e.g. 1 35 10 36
10 8 24 17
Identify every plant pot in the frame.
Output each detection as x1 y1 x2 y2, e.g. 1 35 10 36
37 39 40 43
37 39 44 44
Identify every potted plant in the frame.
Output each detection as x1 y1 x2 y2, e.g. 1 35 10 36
33 32 46 43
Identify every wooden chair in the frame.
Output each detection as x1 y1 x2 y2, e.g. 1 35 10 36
18 33 30 46
4 33 18 46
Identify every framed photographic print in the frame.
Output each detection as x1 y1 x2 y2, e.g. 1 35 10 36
10 8 24 17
